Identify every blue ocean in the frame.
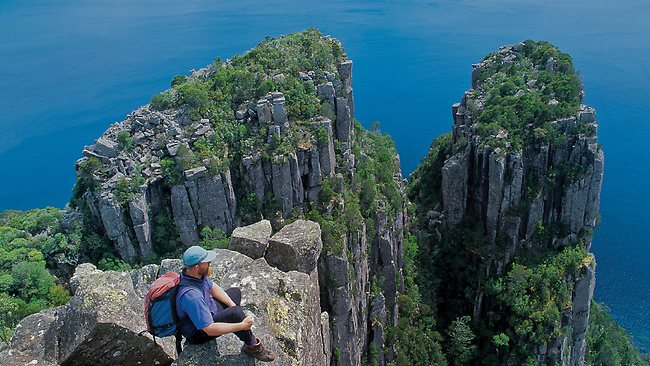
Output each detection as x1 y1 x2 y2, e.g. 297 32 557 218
1 0 648 352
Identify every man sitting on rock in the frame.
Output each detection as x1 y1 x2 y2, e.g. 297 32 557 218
176 245 276 362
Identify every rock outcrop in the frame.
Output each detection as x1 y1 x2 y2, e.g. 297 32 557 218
75 51 350 262
229 219 273 259
6 263 174 366
5 220 331 366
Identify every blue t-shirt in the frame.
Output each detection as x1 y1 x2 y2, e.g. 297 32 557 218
176 272 219 337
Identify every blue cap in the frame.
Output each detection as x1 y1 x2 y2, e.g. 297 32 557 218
182 246 217 267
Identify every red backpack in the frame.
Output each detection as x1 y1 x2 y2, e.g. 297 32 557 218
142 272 200 353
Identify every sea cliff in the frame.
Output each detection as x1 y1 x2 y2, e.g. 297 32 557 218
408 41 603 365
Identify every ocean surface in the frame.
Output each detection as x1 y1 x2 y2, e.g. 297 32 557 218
1 0 648 352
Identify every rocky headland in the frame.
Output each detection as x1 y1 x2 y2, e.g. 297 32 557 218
408 41 603 365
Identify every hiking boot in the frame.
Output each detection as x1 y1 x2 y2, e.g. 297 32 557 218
241 338 276 362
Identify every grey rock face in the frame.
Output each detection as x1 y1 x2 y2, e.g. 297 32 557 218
131 263 160 298
129 191 154 259
272 94 287 127
369 294 387 365
266 220 322 274
229 219 273 259
315 119 336 178
94 137 119 158
98 196 137 261
0 349 57 366
256 99 272 124
317 82 335 106
159 258 184 275
437 48 605 365
270 153 303 218
171 185 199 245
271 154 294 218
9 263 174 366
335 97 352 143
184 166 207 180
194 173 235 233
240 154 266 211
9 308 58 361
567 254 596 366
339 60 353 80
441 151 469 226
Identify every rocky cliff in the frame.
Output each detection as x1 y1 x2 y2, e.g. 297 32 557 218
408 40 603 365
2 219 330 366
69 30 407 365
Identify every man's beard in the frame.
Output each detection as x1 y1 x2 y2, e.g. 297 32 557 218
200 264 212 277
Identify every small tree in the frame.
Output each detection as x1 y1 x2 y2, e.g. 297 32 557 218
447 316 477 366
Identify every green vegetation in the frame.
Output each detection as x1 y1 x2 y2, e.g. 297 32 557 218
306 120 403 256
116 131 135 152
150 28 342 123
0 208 73 342
406 132 453 213
70 157 103 208
587 302 650 365
446 316 477 365
471 40 585 151
484 246 588 364
114 172 145 206
386 234 447 365
151 208 181 257
199 227 230 250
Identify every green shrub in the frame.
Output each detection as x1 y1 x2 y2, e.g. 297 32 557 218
587 302 649 365
97 255 133 271
152 209 180 257
71 157 103 207
150 90 177 110
312 124 329 145
171 75 187 87
200 227 230 250
116 131 135 152
114 174 145 206
175 81 211 120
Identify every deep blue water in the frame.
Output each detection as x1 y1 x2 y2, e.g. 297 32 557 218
1 0 649 352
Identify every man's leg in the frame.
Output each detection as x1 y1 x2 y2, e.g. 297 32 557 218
213 287 255 345
225 287 242 306
216 287 276 362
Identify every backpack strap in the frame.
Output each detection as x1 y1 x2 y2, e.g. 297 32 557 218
172 277 204 354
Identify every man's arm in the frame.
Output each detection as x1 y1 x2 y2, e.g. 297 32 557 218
202 315 253 336
210 283 236 307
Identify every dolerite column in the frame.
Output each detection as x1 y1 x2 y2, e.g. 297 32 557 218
265 220 327 366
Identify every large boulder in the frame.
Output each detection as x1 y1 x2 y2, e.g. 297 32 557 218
9 308 58 360
265 220 322 274
174 258 328 366
131 263 159 298
229 220 273 259
9 263 174 366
